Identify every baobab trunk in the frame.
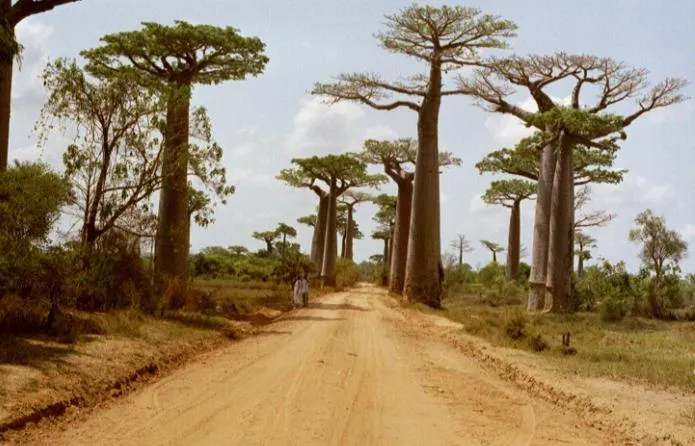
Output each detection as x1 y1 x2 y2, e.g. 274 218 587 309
577 252 585 279
506 201 521 282
566 184 576 310
0 54 12 171
528 139 557 311
404 58 442 308
154 85 191 304
311 193 329 275
321 180 338 287
389 180 412 294
545 136 573 313
340 231 346 258
345 205 354 260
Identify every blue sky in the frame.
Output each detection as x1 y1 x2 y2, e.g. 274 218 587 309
8 0 695 271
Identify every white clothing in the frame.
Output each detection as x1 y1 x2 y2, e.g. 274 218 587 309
293 280 302 305
301 278 309 294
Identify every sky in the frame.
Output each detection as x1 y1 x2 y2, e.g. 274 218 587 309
8 0 695 272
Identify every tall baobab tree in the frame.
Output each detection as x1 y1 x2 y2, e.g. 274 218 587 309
252 230 279 255
359 138 460 294
449 234 474 269
313 5 516 307
460 53 687 312
278 169 329 273
82 21 268 301
482 179 536 281
338 190 372 261
480 240 504 264
1 0 84 171
288 154 385 286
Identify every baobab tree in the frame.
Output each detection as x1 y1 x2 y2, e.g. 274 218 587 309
337 205 363 259
82 20 268 302
480 240 504 264
276 223 297 255
338 190 372 261
359 138 460 294
288 154 385 286
574 232 596 279
1 0 84 171
460 53 687 312
278 169 329 273
39 59 233 249
252 230 279 255
449 234 474 269
482 179 536 281
313 5 516 307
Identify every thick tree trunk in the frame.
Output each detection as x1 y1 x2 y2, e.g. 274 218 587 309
154 85 191 305
389 179 412 294
528 139 558 311
577 253 584 279
311 192 329 274
545 136 573 313
404 59 442 308
506 201 521 282
340 231 346 258
345 205 354 261
566 184 576 310
0 51 13 171
321 180 338 287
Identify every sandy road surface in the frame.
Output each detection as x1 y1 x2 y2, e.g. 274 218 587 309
28 287 617 446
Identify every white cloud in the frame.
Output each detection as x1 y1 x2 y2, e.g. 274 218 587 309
603 175 673 207
681 224 695 241
285 97 397 155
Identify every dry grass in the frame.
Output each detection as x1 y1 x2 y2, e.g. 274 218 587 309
440 294 695 390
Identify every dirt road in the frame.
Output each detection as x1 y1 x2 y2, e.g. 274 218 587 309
32 287 619 445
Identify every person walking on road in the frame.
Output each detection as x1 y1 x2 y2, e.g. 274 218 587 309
301 274 309 307
292 275 302 308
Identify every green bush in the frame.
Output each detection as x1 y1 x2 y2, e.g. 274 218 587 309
336 258 359 290
599 294 632 322
504 311 527 340
477 262 506 287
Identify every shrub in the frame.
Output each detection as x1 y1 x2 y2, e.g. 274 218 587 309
482 279 524 307
336 258 359 290
528 333 548 352
504 311 527 340
477 262 506 287
599 294 632 322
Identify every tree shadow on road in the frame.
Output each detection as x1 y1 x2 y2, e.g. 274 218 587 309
255 330 293 337
284 316 345 322
310 302 371 312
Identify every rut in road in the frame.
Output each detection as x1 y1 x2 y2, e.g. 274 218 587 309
32 286 615 445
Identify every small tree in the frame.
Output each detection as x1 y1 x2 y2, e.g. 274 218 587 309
629 209 687 318
82 20 268 302
482 179 536 281
574 232 596 279
314 5 516 307
297 214 316 228
449 234 474 269
276 223 297 255
480 240 504 264
252 230 279 255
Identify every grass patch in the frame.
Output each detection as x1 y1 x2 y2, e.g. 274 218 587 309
442 293 695 390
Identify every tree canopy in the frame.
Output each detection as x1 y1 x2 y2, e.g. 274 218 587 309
482 179 536 208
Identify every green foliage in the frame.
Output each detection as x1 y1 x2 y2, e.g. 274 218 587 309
82 20 268 88
629 209 687 279
575 260 634 314
0 162 71 295
335 258 359 290
482 179 536 207
504 311 527 340
476 131 626 186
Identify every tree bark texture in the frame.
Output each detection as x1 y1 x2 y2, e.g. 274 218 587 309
340 231 346 258
404 58 442 308
528 140 557 311
0 52 12 171
154 85 191 304
345 205 354 261
389 179 412 294
311 192 329 275
566 184 577 310
321 180 338 287
545 136 573 312
506 201 521 282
